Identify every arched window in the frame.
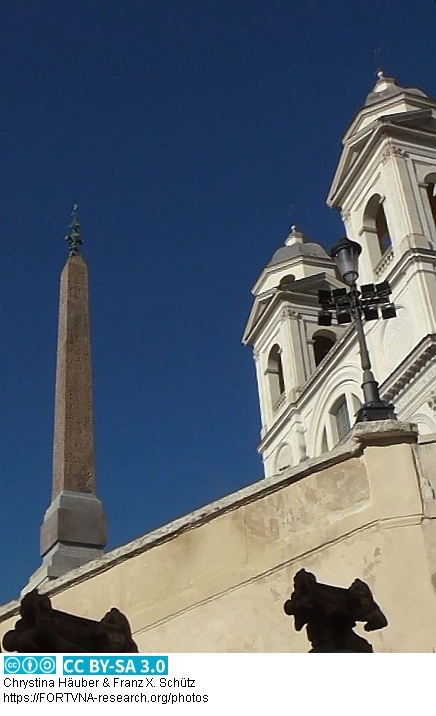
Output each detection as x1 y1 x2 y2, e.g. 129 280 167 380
319 393 360 454
267 344 285 408
375 203 392 254
313 330 336 367
279 274 296 289
363 194 393 271
424 173 436 230
331 396 351 443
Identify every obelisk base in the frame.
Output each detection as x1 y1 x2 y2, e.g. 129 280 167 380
25 544 105 594
25 490 107 593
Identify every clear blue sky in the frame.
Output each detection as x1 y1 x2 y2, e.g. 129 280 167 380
1 1 435 604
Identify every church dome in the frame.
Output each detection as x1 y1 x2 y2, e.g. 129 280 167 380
268 242 330 265
364 72 428 106
268 225 331 266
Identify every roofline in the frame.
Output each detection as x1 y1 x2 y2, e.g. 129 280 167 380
243 272 346 346
328 119 436 207
342 91 436 145
251 254 334 295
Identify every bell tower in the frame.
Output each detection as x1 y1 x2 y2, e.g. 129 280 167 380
328 72 436 284
243 226 347 477
327 74 436 436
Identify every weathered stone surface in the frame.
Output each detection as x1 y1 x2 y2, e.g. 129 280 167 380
28 252 107 589
40 491 107 554
53 255 95 496
349 419 418 444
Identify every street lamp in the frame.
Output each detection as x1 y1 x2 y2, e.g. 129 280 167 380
318 237 397 422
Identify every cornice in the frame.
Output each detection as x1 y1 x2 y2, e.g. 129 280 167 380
342 94 436 144
381 334 436 402
251 254 335 296
380 246 436 288
329 121 436 208
380 146 409 164
328 125 386 206
244 273 345 346
257 400 299 452
243 292 289 347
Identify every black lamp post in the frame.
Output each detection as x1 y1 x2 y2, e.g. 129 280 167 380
318 237 397 422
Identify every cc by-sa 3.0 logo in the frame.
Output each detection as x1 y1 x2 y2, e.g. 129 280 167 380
3 656 56 674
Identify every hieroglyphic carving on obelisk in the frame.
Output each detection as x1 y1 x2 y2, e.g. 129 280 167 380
52 252 95 497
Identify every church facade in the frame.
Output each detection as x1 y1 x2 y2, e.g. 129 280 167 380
2 74 436 652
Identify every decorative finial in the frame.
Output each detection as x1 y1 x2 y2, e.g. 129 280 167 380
285 223 305 246
65 204 84 257
374 48 383 78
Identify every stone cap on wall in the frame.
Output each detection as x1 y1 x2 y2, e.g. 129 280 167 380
349 419 418 445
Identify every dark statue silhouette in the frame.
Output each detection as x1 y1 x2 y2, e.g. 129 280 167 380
284 569 388 652
2 589 138 653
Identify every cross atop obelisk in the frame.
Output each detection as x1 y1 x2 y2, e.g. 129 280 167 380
65 203 84 257
28 207 107 589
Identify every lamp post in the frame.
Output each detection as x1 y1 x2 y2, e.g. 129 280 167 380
318 237 397 422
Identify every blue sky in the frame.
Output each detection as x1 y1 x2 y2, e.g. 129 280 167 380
1 1 435 604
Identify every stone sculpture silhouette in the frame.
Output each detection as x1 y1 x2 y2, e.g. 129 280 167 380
2 589 138 653
284 569 388 652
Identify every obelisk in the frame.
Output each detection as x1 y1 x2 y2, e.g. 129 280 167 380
28 207 107 588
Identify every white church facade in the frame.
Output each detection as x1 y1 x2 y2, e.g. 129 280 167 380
243 72 436 478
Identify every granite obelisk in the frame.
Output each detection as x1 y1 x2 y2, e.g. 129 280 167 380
29 207 107 588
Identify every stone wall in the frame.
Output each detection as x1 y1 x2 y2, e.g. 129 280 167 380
2 421 436 652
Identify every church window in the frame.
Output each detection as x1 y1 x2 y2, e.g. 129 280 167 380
363 194 393 273
313 330 336 367
279 274 296 289
319 392 360 454
332 396 351 443
375 203 392 254
267 344 285 408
